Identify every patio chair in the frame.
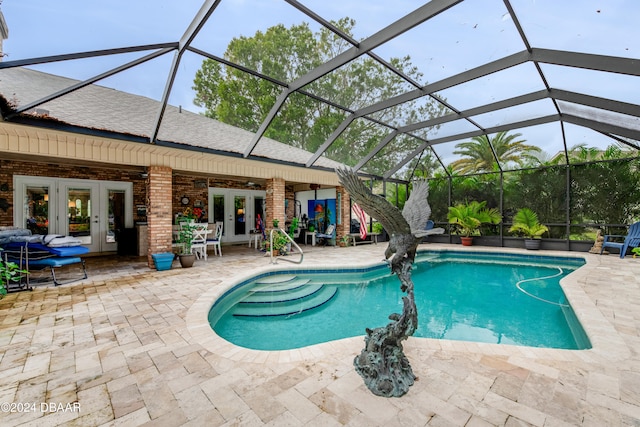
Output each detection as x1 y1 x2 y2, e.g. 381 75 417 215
600 221 640 258
190 223 209 260
207 222 223 256
316 224 336 246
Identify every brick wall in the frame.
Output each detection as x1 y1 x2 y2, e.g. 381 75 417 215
172 175 210 221
0 159 146 227
146 166 172 267
266 178 285 229
336 186 351 239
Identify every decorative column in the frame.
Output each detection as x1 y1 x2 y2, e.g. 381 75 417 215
146 165 173 268
266 177 285 230
336 186 351 240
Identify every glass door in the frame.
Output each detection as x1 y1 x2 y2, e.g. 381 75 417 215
233 195 247 238
14 175 133 254
208 188 266 244
61 182 101 252
24 184 53 235
106 189 126 252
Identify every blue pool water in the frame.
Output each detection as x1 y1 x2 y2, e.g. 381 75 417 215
209 251 590 351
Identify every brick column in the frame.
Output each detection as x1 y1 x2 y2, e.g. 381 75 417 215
336 186 351 240
146 165 173 268
266 178 285 230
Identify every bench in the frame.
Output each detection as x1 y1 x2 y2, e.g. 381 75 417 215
347 232 380 246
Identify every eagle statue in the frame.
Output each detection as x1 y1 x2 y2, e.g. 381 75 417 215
336 167 435 397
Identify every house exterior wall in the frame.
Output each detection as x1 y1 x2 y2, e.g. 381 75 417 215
0 159 147 227
0 122 341 186
0 122 344 263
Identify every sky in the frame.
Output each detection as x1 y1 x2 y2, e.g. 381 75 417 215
1 0 639 169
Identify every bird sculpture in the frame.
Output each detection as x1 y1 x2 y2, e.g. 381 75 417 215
336 167 436 397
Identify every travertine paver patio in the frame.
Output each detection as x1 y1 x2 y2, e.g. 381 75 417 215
0 243 639 426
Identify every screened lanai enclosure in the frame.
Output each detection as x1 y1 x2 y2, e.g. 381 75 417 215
1 0 639 248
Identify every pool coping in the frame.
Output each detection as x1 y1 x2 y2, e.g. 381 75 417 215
185 244 628 365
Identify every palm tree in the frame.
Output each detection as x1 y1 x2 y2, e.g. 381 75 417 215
450 131 541 174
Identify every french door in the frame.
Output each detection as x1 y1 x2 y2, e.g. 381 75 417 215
208 188 265 244
14 175 133 253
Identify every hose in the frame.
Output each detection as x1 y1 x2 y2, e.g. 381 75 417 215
515 267 569 307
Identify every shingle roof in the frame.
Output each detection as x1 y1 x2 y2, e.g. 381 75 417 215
0 67 344 169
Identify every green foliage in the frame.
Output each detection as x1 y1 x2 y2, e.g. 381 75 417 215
192 18 446 173
503 166 567 229
570 158 640 226
450 131 541 174
288 217 299 237
177 222 197 255
447 200 502 237
0 260 28 297
509 208 549 239
268 230 290 254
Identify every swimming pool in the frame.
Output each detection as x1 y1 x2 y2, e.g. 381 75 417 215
208 250 590 351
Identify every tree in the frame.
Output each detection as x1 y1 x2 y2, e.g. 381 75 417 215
449 131 541 174
192 19 446 173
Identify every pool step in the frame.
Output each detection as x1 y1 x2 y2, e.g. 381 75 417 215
233 281 337 317
251 276 312 293
242 283 323 303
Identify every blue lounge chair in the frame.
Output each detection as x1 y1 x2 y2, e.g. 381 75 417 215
600 221 640 259
3 241 88 286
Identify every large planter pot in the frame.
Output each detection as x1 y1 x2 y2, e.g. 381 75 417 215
460 236 474 246
524 239 541 250
179 253 196 268
152 252 174 271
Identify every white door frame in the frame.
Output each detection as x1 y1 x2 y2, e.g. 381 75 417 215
208 188 265 244
13 175 133 253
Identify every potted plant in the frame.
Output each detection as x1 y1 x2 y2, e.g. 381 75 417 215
509 208 549 250
339 235 351 247
447 200 501 246
288 217 299 238
177 222 197 267
270 230 290 255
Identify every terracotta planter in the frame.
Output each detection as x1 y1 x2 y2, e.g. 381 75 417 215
179 253 196 268
460 236 474 246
